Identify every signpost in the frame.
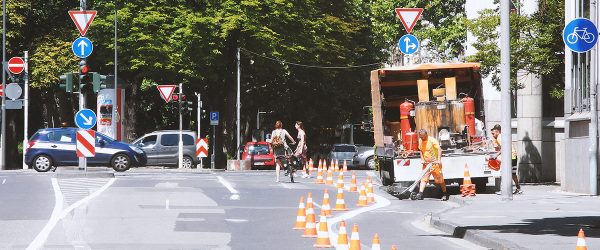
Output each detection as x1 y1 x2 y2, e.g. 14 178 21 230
7 57 24 74
72 37 93 58
75 109 97 130
68 10 97 36
398 34 419 55
395 8 423 34
563 18 598 53
210 112 218 169
4 83 21 100
157 85 177 103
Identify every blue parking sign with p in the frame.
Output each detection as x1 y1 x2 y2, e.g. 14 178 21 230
210 112 219 125
563 18 598 53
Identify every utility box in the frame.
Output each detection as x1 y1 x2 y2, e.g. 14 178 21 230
97 88 125 141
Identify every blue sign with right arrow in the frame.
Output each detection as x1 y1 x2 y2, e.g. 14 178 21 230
72 37 94 58
75 109 97 130
563 18 598 53
398 34 419 55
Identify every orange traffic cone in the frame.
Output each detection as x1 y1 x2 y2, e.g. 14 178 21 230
366 177 375 204
335 160 340 172
331 159 335 171
337 171 345 189
293 196 306 230
316 164 325 184
333 187 348 211
371 233 381 250
303 193 318 238
460 163 476 197
357 183 368 207
349 171 358 192
391 245 398 250
349 224 361 250
343 160 348 172
577 228 587 250
326 167 334 185
309 158 314 173
337 220 349 250
321 189 332 216
313 210 333 248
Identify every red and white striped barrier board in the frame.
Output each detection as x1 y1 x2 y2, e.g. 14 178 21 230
76 130 96 158
395 158 410 166
196 138 208 158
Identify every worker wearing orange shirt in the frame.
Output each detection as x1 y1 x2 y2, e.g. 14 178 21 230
415 129 449 201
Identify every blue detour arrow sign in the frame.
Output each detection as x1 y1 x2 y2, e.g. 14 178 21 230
563 18 598 53
75 109 97 130
72 37 94 58
398 34 419 55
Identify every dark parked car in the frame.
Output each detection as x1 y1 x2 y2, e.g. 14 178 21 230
25 127 147 172
353 146 376 170
327 144 357 168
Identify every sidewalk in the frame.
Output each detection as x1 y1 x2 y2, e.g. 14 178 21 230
429 185 600 249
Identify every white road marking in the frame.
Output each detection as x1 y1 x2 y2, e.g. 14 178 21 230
326 193 391 247
2 179 5 184
27 178 115 250
463 215 507 219
217 176 240 200
166 199 170 210
225 219 248 223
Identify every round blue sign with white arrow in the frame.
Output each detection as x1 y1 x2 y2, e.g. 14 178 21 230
398 34 419 55
75 109 97 130
563 18 598 53
72 37 94 58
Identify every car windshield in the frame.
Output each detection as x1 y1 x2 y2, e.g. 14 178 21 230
248 144 270 155
333 145 356 152
96 132 116 143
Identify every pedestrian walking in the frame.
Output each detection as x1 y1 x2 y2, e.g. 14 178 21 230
294 121 309 178
271 120 296 182
416 129 449 201
490 124 522 195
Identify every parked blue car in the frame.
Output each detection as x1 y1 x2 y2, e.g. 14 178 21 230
25 127 147 172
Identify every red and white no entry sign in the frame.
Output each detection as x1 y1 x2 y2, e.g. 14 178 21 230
7 57 25 74
76 130 96 158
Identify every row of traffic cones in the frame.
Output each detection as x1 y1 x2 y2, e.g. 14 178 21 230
312 159 349 174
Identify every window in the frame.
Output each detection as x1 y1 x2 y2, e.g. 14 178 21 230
572 0 591 113
333 145 356 152
182 134 194 146
50 130 73 143
140 135 158 146
160 134 178 146
30 131 51 142
248 144 270 155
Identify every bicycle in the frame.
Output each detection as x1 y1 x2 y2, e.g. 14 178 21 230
567 27 596 44
276 143 301 183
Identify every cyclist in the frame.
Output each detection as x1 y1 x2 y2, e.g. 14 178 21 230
271 120 296 182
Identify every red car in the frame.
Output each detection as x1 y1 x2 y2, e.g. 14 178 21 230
241 142 275 169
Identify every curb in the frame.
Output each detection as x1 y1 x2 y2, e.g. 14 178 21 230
428 197 530 250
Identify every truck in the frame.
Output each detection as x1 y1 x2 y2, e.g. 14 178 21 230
368 63 500 195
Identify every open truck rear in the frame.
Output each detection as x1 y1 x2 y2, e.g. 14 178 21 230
370 63 500 194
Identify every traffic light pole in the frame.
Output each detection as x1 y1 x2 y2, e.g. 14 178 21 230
1 0 6 170
22 51 28 169
196 92 201 168
79 0 87 172
178 83 183 169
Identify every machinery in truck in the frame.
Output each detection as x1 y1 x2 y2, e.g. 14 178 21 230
369 63 500 195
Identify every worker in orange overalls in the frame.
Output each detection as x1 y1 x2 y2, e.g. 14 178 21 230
415 129 449 201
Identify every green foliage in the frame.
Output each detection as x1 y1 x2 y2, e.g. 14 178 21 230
466 0 565 97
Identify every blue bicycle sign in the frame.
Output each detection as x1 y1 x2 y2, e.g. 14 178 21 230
563 18 598 53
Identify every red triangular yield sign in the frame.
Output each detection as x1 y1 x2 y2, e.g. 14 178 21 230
68 10 97 36
157 85 177 103
395 8 423 34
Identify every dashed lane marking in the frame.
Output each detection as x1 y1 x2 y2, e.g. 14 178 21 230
217 176 240 200
2 179 5 184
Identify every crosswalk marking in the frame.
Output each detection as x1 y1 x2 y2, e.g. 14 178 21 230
57 178 112 205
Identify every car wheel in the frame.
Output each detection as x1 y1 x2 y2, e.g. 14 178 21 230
366 156 376 170
33 155 53 172
182 156 194 169
111 154 131 172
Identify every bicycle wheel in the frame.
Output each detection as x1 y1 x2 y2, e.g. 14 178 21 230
288 164 295 183
584 33 595 44
567 33 578 44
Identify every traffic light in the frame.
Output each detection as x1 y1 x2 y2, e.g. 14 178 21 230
92 72 107 93
180 95 193 114
79 60 89 80
59 72 74 93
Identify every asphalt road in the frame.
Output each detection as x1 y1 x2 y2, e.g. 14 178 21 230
0 169 484 249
